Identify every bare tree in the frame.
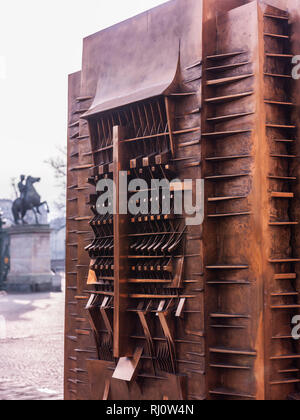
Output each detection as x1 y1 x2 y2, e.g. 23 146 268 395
45 146 67 215
10 177 18 199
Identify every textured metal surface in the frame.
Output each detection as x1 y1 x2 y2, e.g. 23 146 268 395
66 0 203 401
202 0 300 400
65 0 300 400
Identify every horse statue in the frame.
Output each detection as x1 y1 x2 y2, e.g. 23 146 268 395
12 176 50 225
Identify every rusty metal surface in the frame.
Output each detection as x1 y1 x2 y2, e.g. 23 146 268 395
81 0 202 113
65 0 300 400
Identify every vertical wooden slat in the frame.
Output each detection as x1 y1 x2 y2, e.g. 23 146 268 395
113 125 132 358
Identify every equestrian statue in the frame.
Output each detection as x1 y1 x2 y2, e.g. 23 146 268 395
12 175 50 225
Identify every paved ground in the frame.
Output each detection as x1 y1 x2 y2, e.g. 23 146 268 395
0 286 64 400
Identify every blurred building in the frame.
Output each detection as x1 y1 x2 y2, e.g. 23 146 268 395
50 217 66 272
0 199 14 227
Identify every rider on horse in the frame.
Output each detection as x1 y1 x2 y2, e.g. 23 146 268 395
12 175 50 225
18 175 27 201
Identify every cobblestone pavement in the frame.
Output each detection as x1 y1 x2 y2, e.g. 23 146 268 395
0 287 64 400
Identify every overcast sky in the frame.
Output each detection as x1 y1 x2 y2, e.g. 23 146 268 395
0 0 169 219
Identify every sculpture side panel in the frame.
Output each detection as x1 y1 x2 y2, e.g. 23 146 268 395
65 70 96 400
202 0 300 400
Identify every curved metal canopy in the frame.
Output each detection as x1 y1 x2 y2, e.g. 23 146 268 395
82 3 183 118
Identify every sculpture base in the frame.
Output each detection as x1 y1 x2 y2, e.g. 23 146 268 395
6 274 54 293
7 225 54 294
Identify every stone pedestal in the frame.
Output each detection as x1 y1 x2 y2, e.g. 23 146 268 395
7 225 54 293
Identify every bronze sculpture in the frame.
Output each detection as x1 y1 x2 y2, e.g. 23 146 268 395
65 0 300 400
12 176 50 225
